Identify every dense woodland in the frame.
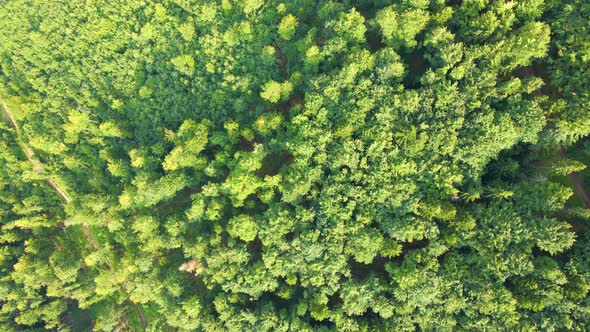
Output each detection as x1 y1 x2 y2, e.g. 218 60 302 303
0 0 590 331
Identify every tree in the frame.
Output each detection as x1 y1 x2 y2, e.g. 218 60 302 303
278 14 298 41
0 0 589 330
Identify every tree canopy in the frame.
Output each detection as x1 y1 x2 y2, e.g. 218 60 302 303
0 0 590 331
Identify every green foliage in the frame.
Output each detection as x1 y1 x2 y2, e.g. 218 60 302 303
543 0 590 145
376 5 430 49
260 79 293 104
278 14 298 41
227 215 258 242
171 55 196 76
0 0 589 330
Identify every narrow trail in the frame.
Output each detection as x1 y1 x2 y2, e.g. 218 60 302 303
568 172 590 209
1 101 147 330
1 101 19 131
560 147 590 209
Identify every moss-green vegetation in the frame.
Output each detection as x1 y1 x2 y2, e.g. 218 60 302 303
1 1 590 331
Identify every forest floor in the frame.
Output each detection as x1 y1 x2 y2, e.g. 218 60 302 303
568 172 590 209
1 101 147 330
560 147 590 209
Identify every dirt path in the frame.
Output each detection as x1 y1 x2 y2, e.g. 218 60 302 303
1 101 19 130
568 172 590 209
560 147 590 209
1 101 147 330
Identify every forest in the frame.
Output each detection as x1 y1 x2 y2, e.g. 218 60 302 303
0 0 590 331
